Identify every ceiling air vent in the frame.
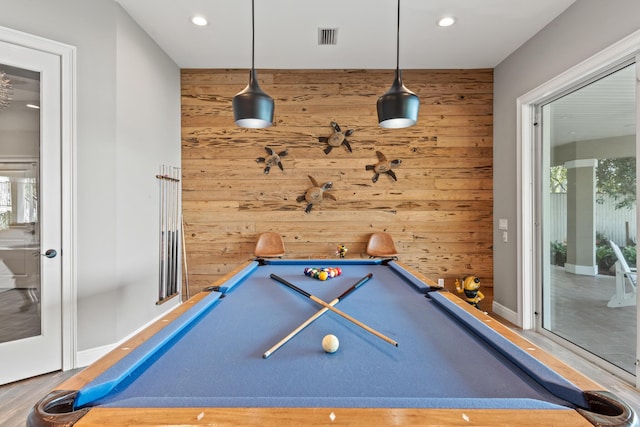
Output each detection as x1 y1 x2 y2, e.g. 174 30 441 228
318 28 338 45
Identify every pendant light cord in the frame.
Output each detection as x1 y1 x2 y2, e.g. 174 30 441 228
251 0 255 71
395 0 400 72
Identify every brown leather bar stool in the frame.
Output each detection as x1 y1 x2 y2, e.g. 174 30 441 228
254 232 286 258
366 232 398 259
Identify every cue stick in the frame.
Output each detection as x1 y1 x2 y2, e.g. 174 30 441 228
270 274 398 347
181 216 190 299
158 165 167 299
170 166 178 296
263 273 373 359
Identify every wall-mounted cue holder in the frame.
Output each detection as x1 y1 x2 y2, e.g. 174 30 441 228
156 165 182 304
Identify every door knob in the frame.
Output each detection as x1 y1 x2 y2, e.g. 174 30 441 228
43 249 57 258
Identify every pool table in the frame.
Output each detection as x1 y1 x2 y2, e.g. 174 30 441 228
29 258 636 426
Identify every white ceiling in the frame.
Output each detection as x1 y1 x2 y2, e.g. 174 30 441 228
114 0 577 69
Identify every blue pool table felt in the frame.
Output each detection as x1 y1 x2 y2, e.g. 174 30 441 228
74 259 589 411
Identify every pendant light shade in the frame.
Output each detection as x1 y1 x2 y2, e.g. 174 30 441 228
233 69 274 128
377 0 419 129
377 69 419 128
233 0 274 128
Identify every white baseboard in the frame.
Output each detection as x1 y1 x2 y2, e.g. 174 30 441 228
76 343 117 368
492 300 520 327
75 302 182 368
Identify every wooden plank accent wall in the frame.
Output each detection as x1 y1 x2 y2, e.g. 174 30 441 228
181 69 493 303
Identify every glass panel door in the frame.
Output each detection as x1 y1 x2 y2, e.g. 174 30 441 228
0 65 41 345
0 36 62 384
541 63 637 375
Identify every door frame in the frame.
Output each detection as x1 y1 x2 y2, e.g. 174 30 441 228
0 26 76 371
517 29 640 385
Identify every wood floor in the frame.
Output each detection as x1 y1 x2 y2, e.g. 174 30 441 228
0 368 81 427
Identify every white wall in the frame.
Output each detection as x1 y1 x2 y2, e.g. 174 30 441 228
0 0 180 357
493 0 640 313
114 8 181 340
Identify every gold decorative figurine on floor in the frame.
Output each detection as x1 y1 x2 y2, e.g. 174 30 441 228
455 276 484 308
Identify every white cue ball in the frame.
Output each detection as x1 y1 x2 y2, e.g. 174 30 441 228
322 334 339 353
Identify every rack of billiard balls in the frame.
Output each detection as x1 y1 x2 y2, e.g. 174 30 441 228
304 267 342 281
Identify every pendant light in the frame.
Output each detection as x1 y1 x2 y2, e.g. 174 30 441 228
376 0 419 129
233 0 274 128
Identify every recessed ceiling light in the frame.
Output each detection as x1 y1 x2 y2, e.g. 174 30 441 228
437 16 457 27
26 104 40 109
191 16 208 26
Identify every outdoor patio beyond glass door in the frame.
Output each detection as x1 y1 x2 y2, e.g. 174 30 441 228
541 63 637 375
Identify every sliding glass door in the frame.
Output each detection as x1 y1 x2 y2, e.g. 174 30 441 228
539 61 637 377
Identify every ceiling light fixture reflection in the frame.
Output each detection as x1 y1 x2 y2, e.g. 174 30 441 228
191 16 208 26
437 16 457 27
0 71 13 111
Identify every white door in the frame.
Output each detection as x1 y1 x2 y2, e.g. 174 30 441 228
0 40 62 384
